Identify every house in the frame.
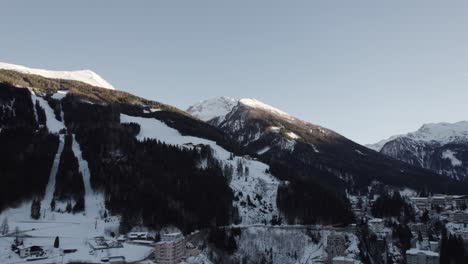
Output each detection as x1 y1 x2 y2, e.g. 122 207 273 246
155 232 185 264
406 249 439 264
332 256 355 264
17 245 44 258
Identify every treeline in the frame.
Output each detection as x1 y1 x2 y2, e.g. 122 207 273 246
62 99 234 233
371 192 415 222
271 161 354 225
54 134 85 212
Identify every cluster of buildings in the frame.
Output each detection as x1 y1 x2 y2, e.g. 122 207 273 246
410 195 468 211
154 232 200 264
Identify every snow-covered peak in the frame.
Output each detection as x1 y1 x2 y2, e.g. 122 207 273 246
187 96 238 122
0 62 115 90
239 98 294 120
367 121 468 151
409 121 468 143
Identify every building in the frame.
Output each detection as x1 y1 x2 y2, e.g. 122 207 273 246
332 256 355 264
430 196 447 208
155 232 185 264
17 245 44 258
409 223 428 237
452 195 468 209
451 210 468 224
326 232 346 263
185 242 200 258
406 249 439 264
410 197 430 210
368 218 384 233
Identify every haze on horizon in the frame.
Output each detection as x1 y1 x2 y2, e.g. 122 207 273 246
1 0 468 145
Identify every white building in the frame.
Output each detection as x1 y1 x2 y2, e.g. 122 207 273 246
17 245 44 258
406 249 439 264
451 210 468 224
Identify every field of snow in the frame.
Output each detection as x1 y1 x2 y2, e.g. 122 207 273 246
0 62 115 90
120 114 280 225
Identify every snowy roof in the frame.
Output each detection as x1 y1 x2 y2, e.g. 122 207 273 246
0 62 115 90
406 248 439 257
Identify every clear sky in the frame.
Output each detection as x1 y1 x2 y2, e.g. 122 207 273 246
1 1 468 144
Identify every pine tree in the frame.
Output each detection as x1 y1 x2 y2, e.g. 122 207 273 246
50 199 56 211
0 218 9 235
236 159 243 177
244 166 249 177
54 236 59 248
31 199 41 220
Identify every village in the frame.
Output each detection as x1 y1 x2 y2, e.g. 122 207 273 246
348 187 468 264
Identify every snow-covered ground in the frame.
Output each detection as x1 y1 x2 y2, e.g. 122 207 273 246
120 114 280 225
0 62 115 90
220 226 360 264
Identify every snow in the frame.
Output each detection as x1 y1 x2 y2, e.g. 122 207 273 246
286 131 300 140
355 149 366 156
30 91 65 134
187 96 238 122
442 150 462 166
120 114 280 224
406 248 439 257
187 97 296 125
0 62 115 90
239 98 294 121
71 134 106 218
42 135 65 212
368 121 468 151
51 90 68 100
257 146 271 155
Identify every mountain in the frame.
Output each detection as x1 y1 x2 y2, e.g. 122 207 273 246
0 62 115 90
0 64 358 238
367 121 468 180
187 97 468 196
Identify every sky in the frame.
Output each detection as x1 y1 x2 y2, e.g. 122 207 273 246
1 1 468 144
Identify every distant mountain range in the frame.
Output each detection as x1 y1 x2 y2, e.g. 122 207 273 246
368 122 468 181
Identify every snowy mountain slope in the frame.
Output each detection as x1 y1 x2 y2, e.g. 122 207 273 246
187 97 468 195
368 121 468 180
187 96 238 125
0 62 115 90
120 114 280 225
367 121 468 152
